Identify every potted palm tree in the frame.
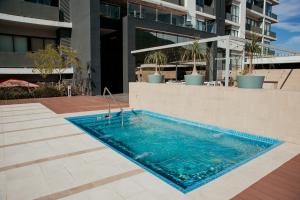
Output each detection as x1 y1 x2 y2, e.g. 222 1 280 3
144 51 167 83
182 41 205 85
237 34 264 89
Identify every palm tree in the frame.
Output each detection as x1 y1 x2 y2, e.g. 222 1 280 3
144 51 167 75
182 41 205 75
245 33 261 74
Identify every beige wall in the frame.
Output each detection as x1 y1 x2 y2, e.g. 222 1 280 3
129 82 300 144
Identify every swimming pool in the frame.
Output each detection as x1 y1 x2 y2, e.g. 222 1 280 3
66 110 282 193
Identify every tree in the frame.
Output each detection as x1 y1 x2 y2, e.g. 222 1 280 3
182 41 205 75
28 44 80 90
144 51 167 75
245 33 261 74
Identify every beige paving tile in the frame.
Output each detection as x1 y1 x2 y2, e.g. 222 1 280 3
3 124 82 146
5 165 50 200
0 112 56 124
0 118 69 133
105 178 145 199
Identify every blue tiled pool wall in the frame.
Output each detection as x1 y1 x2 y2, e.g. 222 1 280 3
67 110 281 146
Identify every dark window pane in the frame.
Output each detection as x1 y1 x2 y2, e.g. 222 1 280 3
128 3 140 18
31 38 44 51
44 39 56 47
141 6 156 21
157 10 171 24
0 35 13 52
136 30 157 49
14 36 28 53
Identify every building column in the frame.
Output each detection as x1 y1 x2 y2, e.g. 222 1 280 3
70 0 101 95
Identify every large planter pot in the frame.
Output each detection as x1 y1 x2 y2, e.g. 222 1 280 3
237 75 265 89
148 74 164 83
184 74 205 85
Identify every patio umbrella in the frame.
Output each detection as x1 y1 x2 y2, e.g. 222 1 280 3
0 79 39 88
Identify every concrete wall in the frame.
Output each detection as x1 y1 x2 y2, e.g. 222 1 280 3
129 82 300 144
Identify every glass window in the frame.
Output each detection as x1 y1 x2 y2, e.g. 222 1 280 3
128 3 141 18
44 39 56 48
14 36 28 53
141 6 157 21
157 10 171 24
0 35 13 52
157 33 177 45
31 38 44 51
172 14 185 27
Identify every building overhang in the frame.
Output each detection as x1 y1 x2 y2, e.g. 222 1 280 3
245 56 300 65
0 13 72 29
0 68 73 75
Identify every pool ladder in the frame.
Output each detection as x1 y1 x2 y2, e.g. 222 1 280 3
102 87 124 127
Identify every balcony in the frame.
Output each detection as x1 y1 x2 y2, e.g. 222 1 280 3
0 52 32 68
196 21 216 33
128 3 216 34
246 3 263 14
196 5 215 16
265 31 276 38
226 13 239 23
246 24 262 34
203 5 215 15
100 3 120 19
266 12 278 20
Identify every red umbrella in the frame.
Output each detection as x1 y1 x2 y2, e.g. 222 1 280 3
0 79 39 88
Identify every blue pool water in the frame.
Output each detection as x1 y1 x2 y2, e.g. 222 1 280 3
66 110 281 193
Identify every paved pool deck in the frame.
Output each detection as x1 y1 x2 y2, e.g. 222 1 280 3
0 101 299 199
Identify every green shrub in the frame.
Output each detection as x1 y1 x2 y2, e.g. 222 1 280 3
33 86 62 98
0 87 34 100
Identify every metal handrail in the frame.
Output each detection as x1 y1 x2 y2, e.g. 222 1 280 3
102 87 124 127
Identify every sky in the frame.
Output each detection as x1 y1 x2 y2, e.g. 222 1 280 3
273 0 300 51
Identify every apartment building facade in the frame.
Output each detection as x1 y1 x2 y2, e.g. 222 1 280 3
0 0 279 94
0 0 72 82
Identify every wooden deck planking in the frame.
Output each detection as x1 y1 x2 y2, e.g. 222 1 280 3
0 96 129 114
232 154 300 200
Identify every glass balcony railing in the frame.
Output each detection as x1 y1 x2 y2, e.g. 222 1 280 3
266 12 278 20
100 3 120 19
196 5 215 16
246 24 262 34
246 2 263 14
265 31 276 38
128 3 216 34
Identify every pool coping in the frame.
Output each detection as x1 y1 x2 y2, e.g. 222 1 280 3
65 109 283 193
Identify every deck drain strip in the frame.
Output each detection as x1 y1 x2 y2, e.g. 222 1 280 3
0 146 107 172
0 123 71 134
0 132 84 148
34 169 144 200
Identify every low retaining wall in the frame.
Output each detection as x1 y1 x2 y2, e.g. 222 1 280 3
129 82 300 144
